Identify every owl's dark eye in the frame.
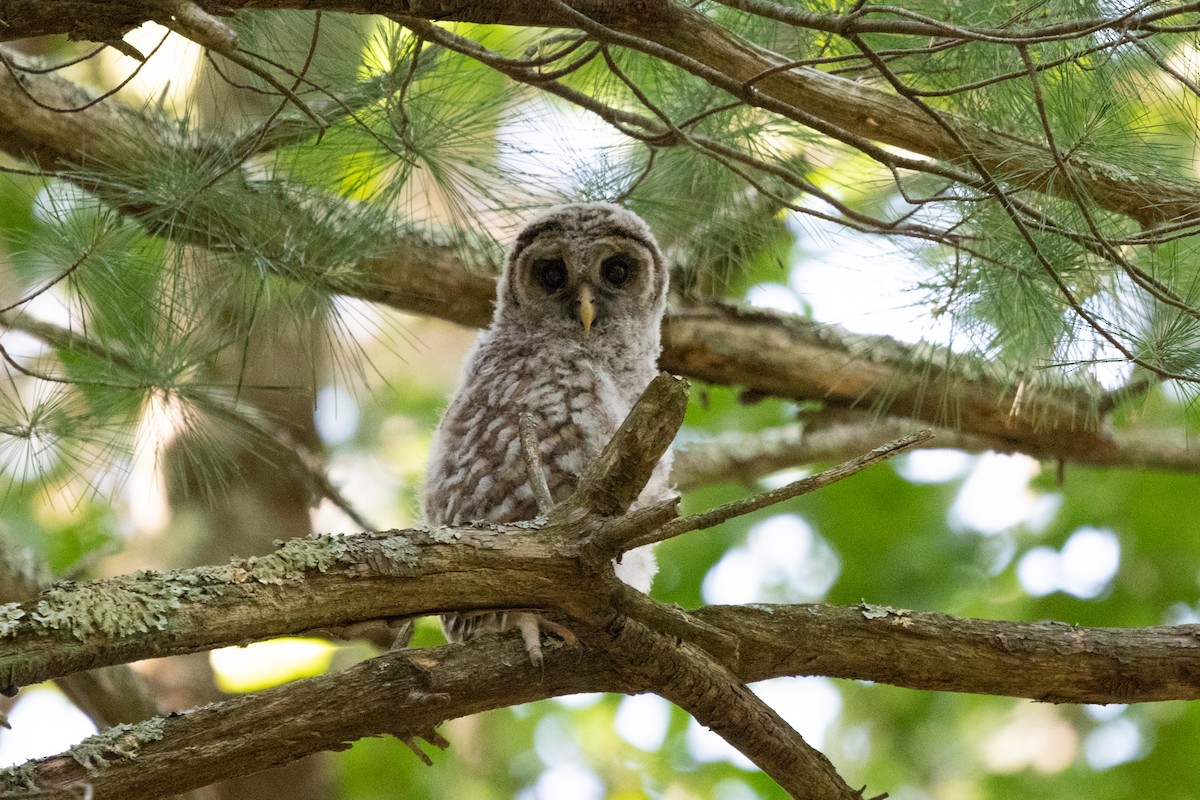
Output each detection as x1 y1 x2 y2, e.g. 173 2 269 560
533 259 568 292
601 255 634 287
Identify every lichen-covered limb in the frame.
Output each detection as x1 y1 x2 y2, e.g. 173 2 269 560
0 534 161 728
0 524 587 692
0 45 1120 464
2 638 634 800
23 537 1197 706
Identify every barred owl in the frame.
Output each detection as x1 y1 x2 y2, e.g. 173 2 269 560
423 202 672 662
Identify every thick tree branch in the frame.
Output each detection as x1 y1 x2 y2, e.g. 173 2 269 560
7 517 1200 705
697 603 1200 705
2 638 634 800
0 534 161 729
0 1 1196 227
601 613 859 800
663 305 1107 455
7 598 1200 798
2 0 1189 227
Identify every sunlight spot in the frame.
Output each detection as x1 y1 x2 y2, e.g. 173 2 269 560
31 183 94 225
554 693 603 710
713 778 759 800
746 283 804 314
210 638 335 693
533 713 580 765
1060 527 1121 598
0 330 47 360
95 23 202 112
1164 602 1200 625
787 217 958 347
128 390 191 534
838 723 873 765
702 514 839 604
950 453 1059 535
1017 527 1120 599
759 467 812 489
880 788 932 800
896 449 974 484
315 385 361 445
702 548 765 605
982 703 1077 775
0 686 97 766
981 530 1018 576
751 676 842 750
497 96 628 203
1085 717 1143 770
519 763 604 800
21 283 74 329
614 694 670 752
1084 704 1128 722
1016 547 1060 597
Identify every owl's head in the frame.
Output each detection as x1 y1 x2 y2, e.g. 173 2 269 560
494 203 668 343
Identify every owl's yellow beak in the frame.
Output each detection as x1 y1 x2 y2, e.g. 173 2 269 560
577 284 596 337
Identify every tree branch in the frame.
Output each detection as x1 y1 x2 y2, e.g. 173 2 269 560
696 602 1200 704
601 614 860 800
3 1 1198 227
8 598 1200 798
0 534 161 730
672 415 1200 490
2 638 634 800
8 512 1200 706
0 44 1123 462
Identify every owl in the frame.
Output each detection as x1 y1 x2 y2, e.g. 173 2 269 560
423 202 673 662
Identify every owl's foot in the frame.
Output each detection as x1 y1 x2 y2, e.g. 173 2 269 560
513 612 577 667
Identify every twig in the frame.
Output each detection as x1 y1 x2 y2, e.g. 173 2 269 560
0 245 94 314
0 31 169 113
624 429 934 551
207 49 327 133
518 413 555 515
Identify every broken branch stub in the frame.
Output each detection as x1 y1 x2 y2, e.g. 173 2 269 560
559 372 688 519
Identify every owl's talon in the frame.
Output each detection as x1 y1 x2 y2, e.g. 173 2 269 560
514 613 577 666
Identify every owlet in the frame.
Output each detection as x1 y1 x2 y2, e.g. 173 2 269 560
423 203 673 662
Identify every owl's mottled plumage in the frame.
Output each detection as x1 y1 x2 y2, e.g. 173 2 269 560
423 203 672 654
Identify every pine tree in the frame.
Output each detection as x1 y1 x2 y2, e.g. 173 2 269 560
3 2 1200 798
